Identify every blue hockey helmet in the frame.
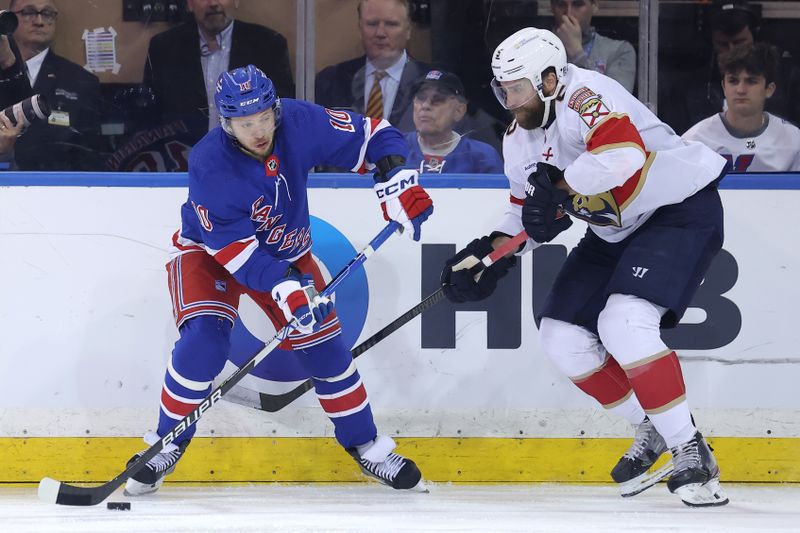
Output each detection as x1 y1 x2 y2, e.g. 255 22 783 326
215 64 280 120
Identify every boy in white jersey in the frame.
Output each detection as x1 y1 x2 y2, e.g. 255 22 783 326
683 42 800 172
440 28 730 507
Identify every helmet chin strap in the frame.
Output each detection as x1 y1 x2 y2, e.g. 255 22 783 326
540 99 554 128
539 83 565 128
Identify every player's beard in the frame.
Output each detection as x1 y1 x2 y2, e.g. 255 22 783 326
513 102 545 130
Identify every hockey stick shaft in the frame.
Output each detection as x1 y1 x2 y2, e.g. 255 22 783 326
252 230 529 412
37 221 401 506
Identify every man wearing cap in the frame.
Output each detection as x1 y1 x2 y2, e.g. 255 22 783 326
405 70 503 174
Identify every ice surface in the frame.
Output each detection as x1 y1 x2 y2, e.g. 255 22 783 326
1 482 798 532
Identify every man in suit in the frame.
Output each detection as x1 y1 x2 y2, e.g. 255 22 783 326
6 0 102 170
144 0 294 141
315 0 428 133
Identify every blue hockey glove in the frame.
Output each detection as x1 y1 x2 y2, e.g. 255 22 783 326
440 236 516 303
374 168 433 241
271 267 334 335
522 163 573 243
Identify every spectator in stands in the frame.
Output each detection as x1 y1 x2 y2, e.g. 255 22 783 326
144 0 294 141
551 0 636 92
405 70 503 174
683 43 800 172
661 0 800 134
8 0 102 170
315 0 428 132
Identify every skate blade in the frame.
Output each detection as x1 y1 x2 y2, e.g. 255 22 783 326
408 479 430 493
675 477 729 507
123 478 162 497
619 462 674 498
365 474 430 493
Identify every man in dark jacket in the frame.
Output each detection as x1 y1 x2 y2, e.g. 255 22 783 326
315 0 427 133
144 0 294 141
6 0 102 171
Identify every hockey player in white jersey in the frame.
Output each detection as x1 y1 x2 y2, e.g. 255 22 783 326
440 27 730 507
683 42 800 172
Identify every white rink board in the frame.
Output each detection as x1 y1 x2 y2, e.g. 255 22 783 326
1 186 798 438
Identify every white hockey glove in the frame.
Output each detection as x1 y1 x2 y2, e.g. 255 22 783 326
271 268 334 335
373 168 433 241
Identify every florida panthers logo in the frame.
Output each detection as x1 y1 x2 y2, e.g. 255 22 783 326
566 191 622 227
579 97 610 129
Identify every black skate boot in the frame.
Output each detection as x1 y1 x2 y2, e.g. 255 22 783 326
347 435 426 492
123 431 190 496
611 416 673 497
667 431 729 507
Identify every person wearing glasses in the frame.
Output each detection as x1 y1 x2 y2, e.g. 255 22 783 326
8 0 102 170
405 70 503 174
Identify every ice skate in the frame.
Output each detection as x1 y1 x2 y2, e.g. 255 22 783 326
667 431 729 507
610 416 673 497
348 435 427 492
123 431 190 496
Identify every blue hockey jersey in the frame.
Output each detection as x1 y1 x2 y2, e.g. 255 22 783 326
404 132 503 174
176 99 408 292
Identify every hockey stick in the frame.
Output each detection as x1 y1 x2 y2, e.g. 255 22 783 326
235 230 530 413
37 221 402 506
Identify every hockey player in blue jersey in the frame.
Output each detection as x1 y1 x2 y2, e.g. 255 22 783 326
124 64 433 496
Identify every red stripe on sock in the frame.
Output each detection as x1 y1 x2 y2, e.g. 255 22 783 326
318 384 368 415
625 351 686 410
572 356 632 406
160 387 200 416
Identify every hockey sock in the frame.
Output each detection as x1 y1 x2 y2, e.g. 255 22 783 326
312 361 377 449
623 350 696 447
572 355 645 425
157 316 231 443
293 333 377 449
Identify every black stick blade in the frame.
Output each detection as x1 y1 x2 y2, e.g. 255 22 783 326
38 476 120 506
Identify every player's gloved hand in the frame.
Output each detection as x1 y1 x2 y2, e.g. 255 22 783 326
374 168 433 241
522 162 573 243
271 267 334 335
440 235 516 303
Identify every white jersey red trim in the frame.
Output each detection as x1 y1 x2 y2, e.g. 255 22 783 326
501 65 727 243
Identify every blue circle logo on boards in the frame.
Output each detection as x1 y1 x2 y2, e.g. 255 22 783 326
227 216 370 381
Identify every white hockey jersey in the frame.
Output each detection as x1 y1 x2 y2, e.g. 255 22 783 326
682 112 800 172
497 66 727 244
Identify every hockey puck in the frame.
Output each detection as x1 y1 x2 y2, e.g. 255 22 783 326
106 501 131 511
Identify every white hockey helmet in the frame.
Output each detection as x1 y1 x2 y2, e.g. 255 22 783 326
490 28 568 118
